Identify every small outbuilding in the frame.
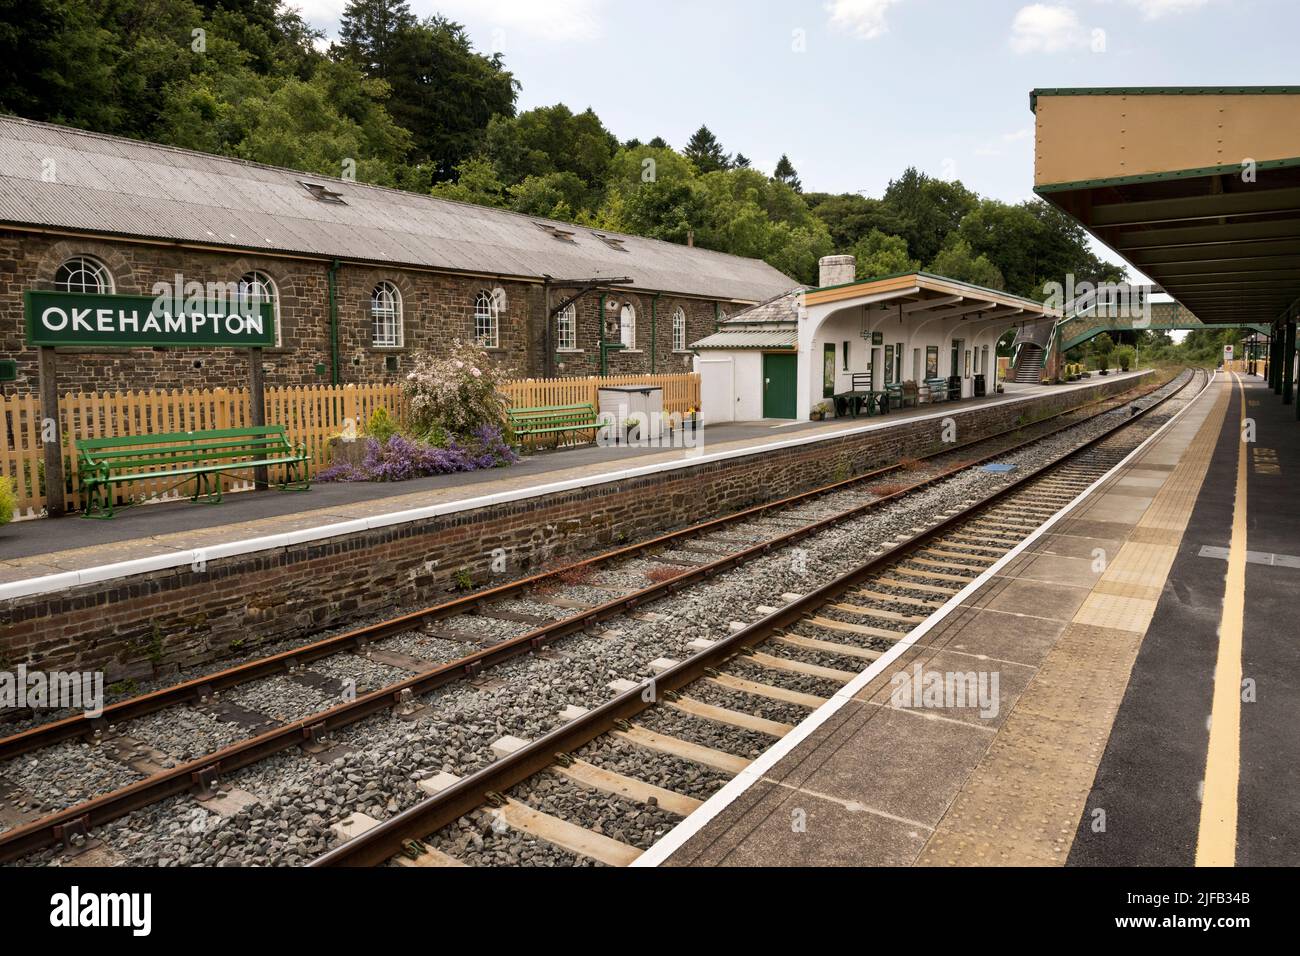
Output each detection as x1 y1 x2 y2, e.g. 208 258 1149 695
692 256 1060 423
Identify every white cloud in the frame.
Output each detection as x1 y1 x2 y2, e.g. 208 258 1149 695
826 0 904 40
435 0 606 43
1009 4 1088 54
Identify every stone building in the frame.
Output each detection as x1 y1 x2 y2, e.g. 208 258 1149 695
0 115 795 393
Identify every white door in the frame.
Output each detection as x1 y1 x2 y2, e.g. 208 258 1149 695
699 358 735 424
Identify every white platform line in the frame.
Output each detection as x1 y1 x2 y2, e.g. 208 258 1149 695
0 371 1151 603
631 370 1214 867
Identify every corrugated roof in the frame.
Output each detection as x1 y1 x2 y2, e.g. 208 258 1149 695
691 328 798 350
0 115 797 302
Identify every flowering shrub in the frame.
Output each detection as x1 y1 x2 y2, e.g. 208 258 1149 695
318 426 517 483
405 340 513 441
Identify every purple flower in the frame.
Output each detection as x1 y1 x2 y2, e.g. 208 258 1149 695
318 429 516 483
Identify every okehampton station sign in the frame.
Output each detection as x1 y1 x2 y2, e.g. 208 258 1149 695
23 287 276 517
24 290 275 348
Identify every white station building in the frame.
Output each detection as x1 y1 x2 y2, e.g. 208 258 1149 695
691 255 1060 423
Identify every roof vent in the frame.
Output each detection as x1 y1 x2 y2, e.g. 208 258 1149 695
300 180 347 205
592 232 628 251
535 222 577 243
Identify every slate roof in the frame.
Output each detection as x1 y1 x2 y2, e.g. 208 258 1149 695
0 115 797 303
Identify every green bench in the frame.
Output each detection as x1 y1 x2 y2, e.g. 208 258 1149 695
506 403 599 447
76 425 310 519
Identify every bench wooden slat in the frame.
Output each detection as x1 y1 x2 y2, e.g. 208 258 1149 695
507 402 599 444
75 424 310 519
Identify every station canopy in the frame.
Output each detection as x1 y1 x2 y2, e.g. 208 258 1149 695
1032 88 1300 327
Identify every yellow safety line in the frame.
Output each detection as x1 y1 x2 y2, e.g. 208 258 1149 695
1195 373 1247 867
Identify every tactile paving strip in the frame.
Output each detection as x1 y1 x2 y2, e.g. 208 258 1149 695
917 378 1232 866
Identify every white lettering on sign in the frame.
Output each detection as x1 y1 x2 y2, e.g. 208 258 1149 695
41 307 68 331
36 301 267 342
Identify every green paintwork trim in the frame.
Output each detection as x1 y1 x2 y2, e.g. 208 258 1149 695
1030 86 1300 113
1035 157 1300 194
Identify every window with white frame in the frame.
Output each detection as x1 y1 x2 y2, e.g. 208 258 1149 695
474 290 499 348
672 307 686 351
556 303 577 351
54 255 113 294
238 270 281 347
619 304 636 349
371 281 402 348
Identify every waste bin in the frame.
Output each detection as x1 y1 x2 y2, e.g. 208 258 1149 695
974 374 986 398
947 375 961 401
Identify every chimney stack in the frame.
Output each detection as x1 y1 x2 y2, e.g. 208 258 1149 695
818 254 855 288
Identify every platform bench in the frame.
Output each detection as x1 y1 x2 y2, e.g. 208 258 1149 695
76 425 310 519
507 403 599 447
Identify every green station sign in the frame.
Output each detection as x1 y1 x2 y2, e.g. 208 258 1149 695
24 290 275 348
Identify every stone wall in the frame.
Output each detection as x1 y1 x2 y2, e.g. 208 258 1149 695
0 230 737 392
0 372 1151 681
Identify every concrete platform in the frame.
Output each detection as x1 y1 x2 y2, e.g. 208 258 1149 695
650 370 1298 867
0 372 1145 597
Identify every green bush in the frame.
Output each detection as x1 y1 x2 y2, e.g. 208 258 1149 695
363 407 400 443
0 476 14 526
1113 346 1136 372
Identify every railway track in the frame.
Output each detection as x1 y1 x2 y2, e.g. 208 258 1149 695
0 371 1194 865
309 367 1209 868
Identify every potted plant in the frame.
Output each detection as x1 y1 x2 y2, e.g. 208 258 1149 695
624 412 645 441
811 401 832 421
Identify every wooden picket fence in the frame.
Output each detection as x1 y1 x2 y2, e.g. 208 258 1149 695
499 373 700 416
1 384 407 518
0 373 699 517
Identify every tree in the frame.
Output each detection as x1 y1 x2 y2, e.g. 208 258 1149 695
684 125 730 174
336 0 414 77
852 229 919 279
882 167 977 265
508 171 590 219
484 104 617 191
335 5 517 178
773 154 801 192
927 238 1005 289
804 192 904 249
430 156 506 207
733 153 752 169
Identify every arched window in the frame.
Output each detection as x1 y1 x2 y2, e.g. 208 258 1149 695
557 303 577 351
474 291 499 348
54 256 113 294
619 303 636 350
238 270 281 347
371 281 402 348
672 307 687 352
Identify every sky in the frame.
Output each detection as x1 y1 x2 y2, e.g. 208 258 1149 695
289 0 1295 281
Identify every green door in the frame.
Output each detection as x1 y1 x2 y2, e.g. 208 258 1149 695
763 352 797 419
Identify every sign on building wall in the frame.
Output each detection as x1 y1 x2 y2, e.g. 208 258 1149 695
24 291 275 348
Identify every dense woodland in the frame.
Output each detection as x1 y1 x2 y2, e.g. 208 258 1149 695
3 0 1178 325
